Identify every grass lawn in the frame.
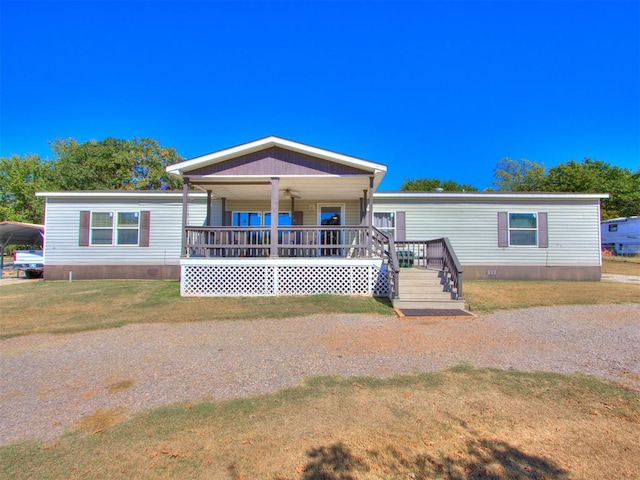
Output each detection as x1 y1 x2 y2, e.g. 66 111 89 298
0 280 394 339
464 279 640 312
2 278 639 479
1 366 638 480
602 255 640 275
2 275 639 337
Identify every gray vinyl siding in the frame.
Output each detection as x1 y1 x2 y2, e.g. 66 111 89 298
374 198 602 266
43 197 207 266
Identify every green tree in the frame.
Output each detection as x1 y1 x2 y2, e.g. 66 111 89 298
401 177 478 192
543 159 640 219
51 137 183 191
493 157 547 191
0 154 54 223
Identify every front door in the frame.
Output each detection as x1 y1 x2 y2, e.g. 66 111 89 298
318 204 344 256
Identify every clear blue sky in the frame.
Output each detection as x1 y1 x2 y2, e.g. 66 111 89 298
1 0 638 191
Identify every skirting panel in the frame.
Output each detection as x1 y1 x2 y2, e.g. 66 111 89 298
44 264 180 281
463 264 602 281
181 264 390 297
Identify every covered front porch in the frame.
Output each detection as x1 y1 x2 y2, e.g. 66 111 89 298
167 136 397 297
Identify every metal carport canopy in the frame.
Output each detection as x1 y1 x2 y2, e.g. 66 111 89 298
0 221 45 271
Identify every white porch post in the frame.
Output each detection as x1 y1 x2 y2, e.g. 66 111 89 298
181 179 190 257
270 177 279 257
368 176 374 257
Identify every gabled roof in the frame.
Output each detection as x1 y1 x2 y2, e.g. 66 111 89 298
166 136 387 176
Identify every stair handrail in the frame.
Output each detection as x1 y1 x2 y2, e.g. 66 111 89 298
441 237 464 299
371 227 400 299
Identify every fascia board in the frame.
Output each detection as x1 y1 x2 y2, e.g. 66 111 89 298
373 192 610 200
166 136 387 175
36 191 208 199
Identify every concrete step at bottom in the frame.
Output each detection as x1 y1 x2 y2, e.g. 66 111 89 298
397 292 454 301
393 299 466 310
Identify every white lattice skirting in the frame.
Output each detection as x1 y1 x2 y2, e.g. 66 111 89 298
180 258 390 297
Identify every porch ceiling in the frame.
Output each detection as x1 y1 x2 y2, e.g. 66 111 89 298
188 175 372 201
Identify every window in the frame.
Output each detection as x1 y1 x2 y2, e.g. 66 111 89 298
608 224 618 232
264 212 292 227
374 212 395 239
90 211 139 246
232 212 261 227
80 211 149 247
232 211 293 227
91 212 114 245
116 212 140 245
509 212 537 246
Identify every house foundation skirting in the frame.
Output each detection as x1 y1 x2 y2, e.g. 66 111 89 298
44 264 181 281
463 264 602 281
180 258 390 297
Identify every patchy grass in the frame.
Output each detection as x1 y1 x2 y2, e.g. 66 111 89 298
464 279 640 312
0 280 394 339
1 367 638 479
603 255 640 275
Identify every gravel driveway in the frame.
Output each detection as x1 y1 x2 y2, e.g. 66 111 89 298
1 303 639 446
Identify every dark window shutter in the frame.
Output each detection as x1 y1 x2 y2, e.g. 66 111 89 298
224 211 232 226
293 211 303 226
139 211 151 247
395 211 406 241
79 211 90 246
498 212 508 247
538 212 548 248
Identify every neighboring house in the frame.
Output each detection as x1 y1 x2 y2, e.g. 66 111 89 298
601 216 640 255
37 136 607 299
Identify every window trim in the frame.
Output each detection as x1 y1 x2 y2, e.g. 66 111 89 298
508 212 538 247
373 211 396 239
89 210 141 247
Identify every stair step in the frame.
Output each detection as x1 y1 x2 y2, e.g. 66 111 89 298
401 285 448 294
393 299 466 310
399 269 441 276
398 292 454 300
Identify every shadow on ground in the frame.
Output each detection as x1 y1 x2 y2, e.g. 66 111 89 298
287 437 568 480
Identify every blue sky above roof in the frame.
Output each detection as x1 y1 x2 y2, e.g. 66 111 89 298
1 0 638 191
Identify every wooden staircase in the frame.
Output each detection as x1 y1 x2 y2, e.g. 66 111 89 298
392 267 465 310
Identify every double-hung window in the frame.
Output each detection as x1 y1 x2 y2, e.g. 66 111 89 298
508 213 538 246
90 211 140 246
374 212 396 239
91 212 114 245
116 212 140 245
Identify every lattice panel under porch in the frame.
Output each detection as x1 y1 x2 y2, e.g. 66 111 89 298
181 264 391 297
277 266 370 295
182 265 274 296
372 266 391 297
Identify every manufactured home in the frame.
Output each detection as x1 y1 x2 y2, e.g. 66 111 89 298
601 217 640 255
37 137 607 306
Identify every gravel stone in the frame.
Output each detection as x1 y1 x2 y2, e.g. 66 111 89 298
1 303 638 446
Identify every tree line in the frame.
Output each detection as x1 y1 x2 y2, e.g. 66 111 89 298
0 138 183 224
401 157 639 220
1 137 638 224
